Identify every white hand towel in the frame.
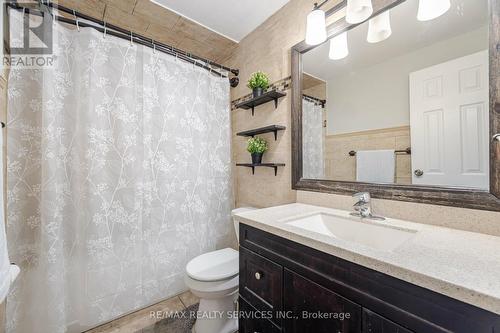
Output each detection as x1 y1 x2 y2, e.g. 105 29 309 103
356 149 395 183
0 127 19 303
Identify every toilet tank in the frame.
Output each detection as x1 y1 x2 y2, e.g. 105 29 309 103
231 207 257 243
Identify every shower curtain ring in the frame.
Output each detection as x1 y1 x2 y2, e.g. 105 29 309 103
130 31 133 46
103 22 107 39
153 42 156 54
73 10 80 31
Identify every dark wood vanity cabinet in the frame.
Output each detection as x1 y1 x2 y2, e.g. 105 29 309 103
283 269 362 333
238 223 500 333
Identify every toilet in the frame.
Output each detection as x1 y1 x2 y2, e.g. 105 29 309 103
185 207 257 333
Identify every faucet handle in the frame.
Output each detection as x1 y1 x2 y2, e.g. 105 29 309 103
353 192 371 203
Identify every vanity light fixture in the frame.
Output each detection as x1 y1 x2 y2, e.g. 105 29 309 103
306 4 327 45
367 10 392 43
417 0 451 21
346 0 373 24
329 32 349 60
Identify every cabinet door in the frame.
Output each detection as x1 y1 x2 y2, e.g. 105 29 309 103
363 309 413 333
283 269 362 333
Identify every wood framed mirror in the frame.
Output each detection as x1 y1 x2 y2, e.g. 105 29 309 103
291 0 500 211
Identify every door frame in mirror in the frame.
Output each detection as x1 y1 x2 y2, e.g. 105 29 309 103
291 0 500 211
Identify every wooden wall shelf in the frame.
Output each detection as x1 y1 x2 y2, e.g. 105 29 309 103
236 125 286 140
235 90 286 115
236 163 285 176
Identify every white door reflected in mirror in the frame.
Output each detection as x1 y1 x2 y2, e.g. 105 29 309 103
301 0 490 190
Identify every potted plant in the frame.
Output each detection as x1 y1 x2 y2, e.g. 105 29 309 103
247 71 270 98
247 136 268 164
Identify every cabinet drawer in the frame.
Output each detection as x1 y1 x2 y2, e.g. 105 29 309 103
239 297 281 333
239 246 283 315
363 309 413 333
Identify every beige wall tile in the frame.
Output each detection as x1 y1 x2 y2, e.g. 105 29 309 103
324 127 411 183
105 0 136 14
104 5 149 33
133 0 180 30
144 24 182 47
56 0 106 20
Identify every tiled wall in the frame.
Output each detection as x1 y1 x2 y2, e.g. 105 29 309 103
325 126 412 184
225 0 345 209
226 0 308 208
56 0 236 63
226 0 500 231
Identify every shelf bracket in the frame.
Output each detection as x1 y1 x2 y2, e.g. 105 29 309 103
251 106 255 116
272 165 278 176
273 130 278 141
251 166 255 175
274 98 278 109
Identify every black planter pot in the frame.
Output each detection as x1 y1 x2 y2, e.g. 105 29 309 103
251 153 263 164
252 87 264 98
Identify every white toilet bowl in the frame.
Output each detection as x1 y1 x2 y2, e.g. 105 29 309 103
185 207 257 333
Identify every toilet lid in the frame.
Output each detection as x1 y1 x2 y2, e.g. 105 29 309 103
186 248 239 282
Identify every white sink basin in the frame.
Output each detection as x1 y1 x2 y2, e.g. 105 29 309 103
284 213 417 252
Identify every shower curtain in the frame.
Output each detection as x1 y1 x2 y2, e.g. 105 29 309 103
302 99 325 179
6 10 232 333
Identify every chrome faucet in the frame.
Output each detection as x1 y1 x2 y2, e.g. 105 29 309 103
351 192 385 220
352 192 372 217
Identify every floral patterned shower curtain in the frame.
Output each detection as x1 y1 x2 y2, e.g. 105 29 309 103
302 98 325 179
6 10 232 333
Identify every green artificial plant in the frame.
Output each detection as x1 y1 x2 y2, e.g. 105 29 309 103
247 71 270 90
247 136 268 154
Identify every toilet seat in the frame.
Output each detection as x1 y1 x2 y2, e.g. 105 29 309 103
186 248 238 282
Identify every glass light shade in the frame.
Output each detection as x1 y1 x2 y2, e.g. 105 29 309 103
417 0 450 21
306 9 327 46
367 11 392 43
329 32 349 60
346 0 373 24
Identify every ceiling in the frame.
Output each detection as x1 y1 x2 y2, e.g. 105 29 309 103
149 0 290 42
303 0 488 80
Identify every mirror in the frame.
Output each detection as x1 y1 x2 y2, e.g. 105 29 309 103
301 0 490 190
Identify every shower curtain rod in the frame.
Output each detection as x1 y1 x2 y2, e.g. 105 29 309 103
6 1 240 80
303 94 326 108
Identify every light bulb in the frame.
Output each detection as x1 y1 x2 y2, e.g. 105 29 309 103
417 0 450 21
306 9 327 46
346 0 373 24
329 32 349 60
367 10 392 43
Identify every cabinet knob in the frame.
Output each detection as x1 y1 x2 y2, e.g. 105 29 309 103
255 272 262 280
414 169 424 177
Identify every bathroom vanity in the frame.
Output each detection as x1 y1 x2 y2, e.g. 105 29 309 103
236 204 500 333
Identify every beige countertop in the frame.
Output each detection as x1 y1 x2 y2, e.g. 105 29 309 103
234 203 500 315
